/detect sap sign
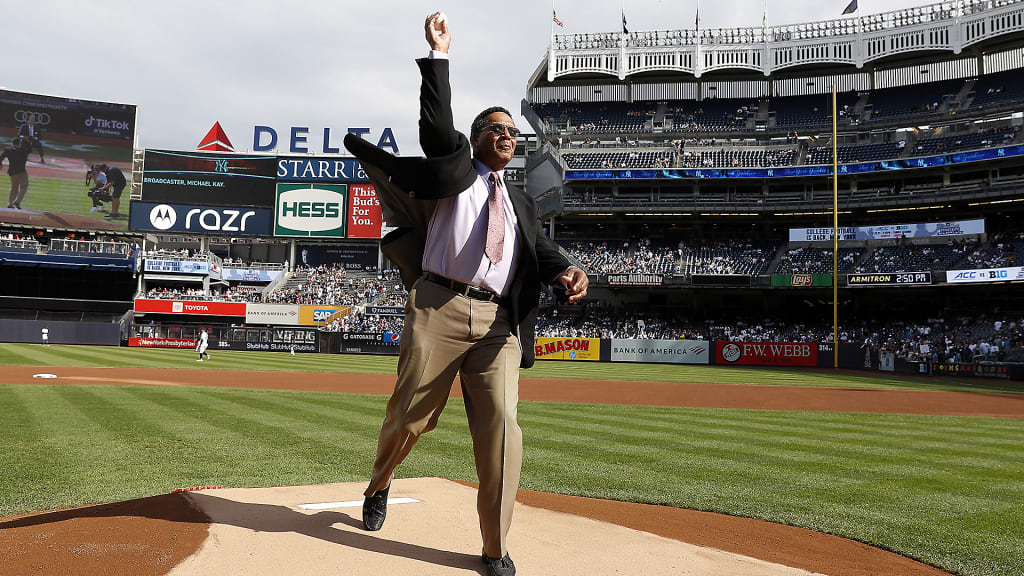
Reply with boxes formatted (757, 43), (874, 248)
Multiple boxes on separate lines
(274, 183), (347, 238)
(129, 201), (273, 236)
(253, 126), (398, 154)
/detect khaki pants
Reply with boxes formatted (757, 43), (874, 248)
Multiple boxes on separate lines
(8, 172), (28, 207)
(365, 277), (522, 558)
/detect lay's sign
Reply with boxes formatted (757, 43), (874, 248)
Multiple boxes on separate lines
(534, 337), (600, 361)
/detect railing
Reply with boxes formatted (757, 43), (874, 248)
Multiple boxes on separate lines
(50, 238), (133, 256)
(221, 261), (287, 271)
(546, 0), (1024, 79)
(0, 238), (38, 250)
(142, 251), (223, 268)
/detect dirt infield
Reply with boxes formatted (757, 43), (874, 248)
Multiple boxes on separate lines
(6, 365), (1024, 418)
(4, 363), (1007, 576)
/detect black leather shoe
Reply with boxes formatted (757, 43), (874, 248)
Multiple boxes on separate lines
(362, 484), (390, 531)
(481, 551), (516, 576)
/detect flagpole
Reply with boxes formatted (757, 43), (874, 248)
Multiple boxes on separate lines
(832, 84), (839, 369)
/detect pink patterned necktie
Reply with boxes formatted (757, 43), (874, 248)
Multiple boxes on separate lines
(485, 172), (505, 265)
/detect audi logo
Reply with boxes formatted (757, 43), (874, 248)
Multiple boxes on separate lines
(14, 110), (50, 125)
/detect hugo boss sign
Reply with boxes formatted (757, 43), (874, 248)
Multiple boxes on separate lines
(129, 201), (273, 236)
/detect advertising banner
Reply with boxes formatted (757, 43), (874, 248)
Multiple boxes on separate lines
(610, 339), (709, 364)
(606, 273), (663, 286)
(211, 340), (318, 353)
(0, 88), (135, 231)
(846, 272), (932, 286)
(563, 145), (1024, 180)
(144, 259), (211, 274)
(129, 337), (197, 348)
(880, 351), (895, 372)
(533, 337), (600, 361)
(347, 184), (384, 239)
(129, 201), (273, 236)
(946, 267), (1024, 284)
(364, 306), (405, 316)
(133, 299), (247, 317)
(298, 305), (350, 326)
(276, 157), (368, 182)
(716, 341), (818, 366)
(339, 332), (401, 355)
(771, 274), (832, 287)
(297, 243), (379, 271)
(246, 303), (301, 325)
(274, 183), (347, 238)
(789, 219), (984, 242)
(221, 268), (284, 283)
(141, 150), (278, 207)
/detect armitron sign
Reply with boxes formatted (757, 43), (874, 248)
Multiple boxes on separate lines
(274, 183), (347, 238)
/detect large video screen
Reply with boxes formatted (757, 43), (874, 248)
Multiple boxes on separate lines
(0, 88), (136, 230)
(141, 149), (278, 207)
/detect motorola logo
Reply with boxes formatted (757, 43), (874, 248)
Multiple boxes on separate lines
(149, 204), (177, 230)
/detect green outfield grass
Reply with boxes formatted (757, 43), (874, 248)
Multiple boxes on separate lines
(0, 174), (132, 228)
(1, 342), (1020, 393)
(0, 382), (1021, 576)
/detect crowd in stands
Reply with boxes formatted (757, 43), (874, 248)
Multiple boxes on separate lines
(534, 307), (1024, 363)
(776, 247), (861, 274)
(963, 232), (1024, 269)
(855, 240), (977, 273)
(263, 265), (388, 306)
(560, 238), (680, 275)
(679, 240), (775, 276)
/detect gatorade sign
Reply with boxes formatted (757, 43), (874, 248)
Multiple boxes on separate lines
(274, 183), (347, 237)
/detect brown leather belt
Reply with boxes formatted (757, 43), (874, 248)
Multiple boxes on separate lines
(423, 271), (509, 308)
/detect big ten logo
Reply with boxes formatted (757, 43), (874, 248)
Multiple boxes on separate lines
(791, 274), (813, 286)
(350, 185), (379, 227)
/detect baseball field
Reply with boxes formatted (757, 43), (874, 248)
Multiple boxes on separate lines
(1, 343), (1022, 576)
(0, 138), (132, 228)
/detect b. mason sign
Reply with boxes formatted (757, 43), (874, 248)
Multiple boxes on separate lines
(606, 273), (663, 286)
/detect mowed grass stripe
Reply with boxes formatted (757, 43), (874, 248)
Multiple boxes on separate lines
(4, 343), (1019, 393)
(1, 384), (1021, 576)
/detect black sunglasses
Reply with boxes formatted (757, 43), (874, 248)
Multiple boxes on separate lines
(482, 123), (520, 138)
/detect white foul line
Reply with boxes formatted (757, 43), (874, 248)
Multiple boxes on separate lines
(298, 497), (421, 511)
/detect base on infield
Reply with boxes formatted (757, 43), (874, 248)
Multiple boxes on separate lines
(170, 478), (820, 576)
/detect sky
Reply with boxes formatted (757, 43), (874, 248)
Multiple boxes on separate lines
(4, 0), (937, 155)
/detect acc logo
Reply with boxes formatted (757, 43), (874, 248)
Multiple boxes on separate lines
(721, 343), (742, 363)
(150, 204), (177, 230)
(791, 274), (813, 286)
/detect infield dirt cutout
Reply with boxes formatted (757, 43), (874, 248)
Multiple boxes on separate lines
(3, 364), (1008, 575)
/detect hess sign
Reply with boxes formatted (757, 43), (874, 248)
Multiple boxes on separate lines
(274, 183), (347, 238)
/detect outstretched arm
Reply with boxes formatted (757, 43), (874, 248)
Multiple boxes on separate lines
(418, 12), (459, 158)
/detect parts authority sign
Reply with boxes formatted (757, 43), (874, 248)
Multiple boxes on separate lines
(274, 183), (347, 238)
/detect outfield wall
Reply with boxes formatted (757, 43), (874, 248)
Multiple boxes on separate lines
(0, 320), (120, 346)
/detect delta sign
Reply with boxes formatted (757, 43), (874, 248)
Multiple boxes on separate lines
(274, 183), (347, 238)
(253, 126), (398, 154)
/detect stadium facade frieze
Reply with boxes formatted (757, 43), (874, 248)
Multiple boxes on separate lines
(563, 145), (1024, 182)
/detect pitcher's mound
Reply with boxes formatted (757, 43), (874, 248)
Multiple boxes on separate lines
(171, 477), (821, 576)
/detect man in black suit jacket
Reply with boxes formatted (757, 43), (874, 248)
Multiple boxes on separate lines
(344, 12), (587, 576)
(17, 117), (44, 164)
